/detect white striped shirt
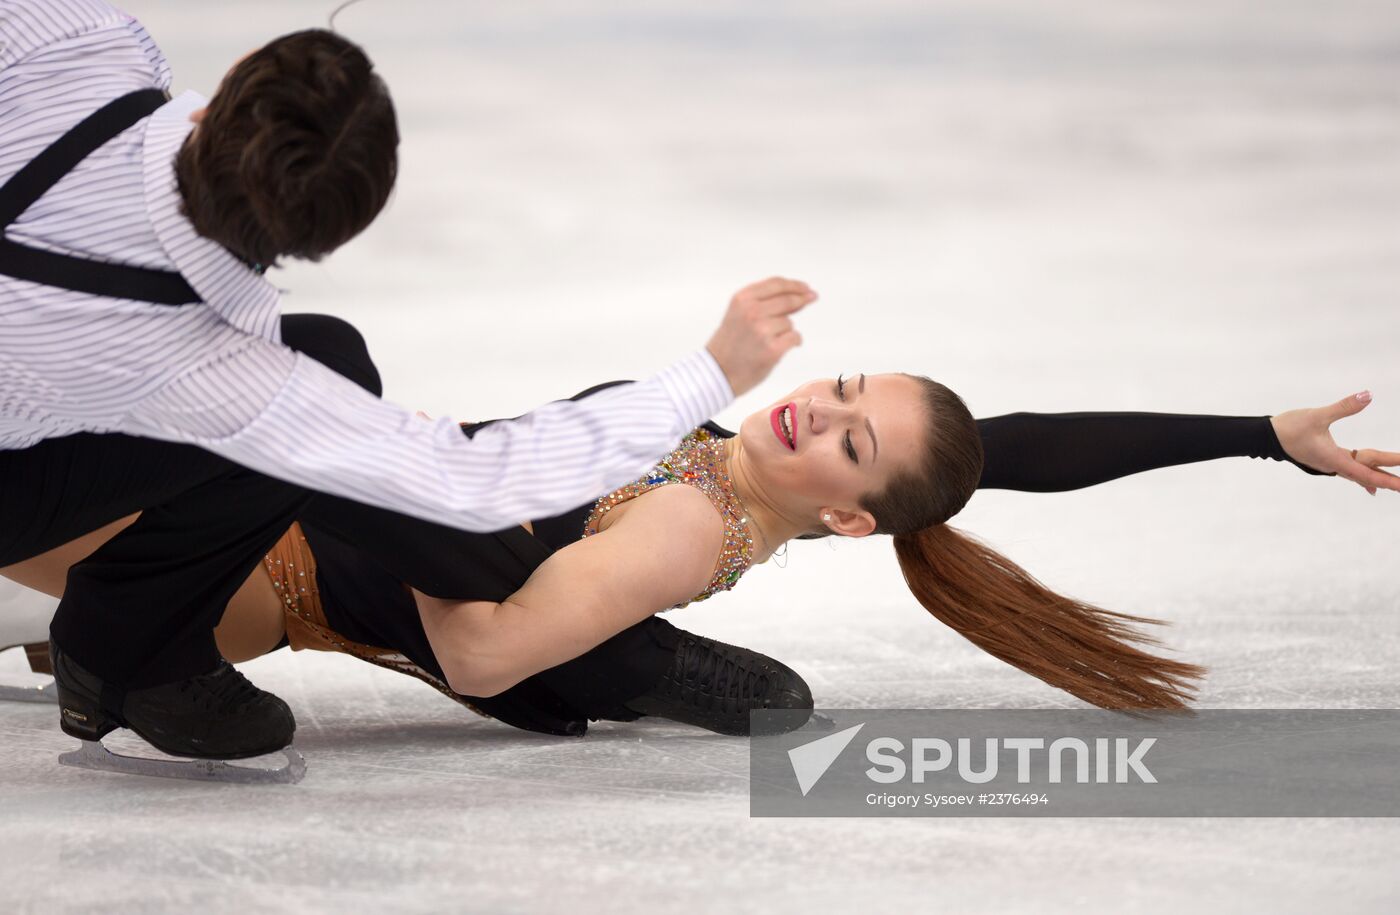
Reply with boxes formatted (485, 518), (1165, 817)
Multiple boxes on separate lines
(0, 0), (733, 532)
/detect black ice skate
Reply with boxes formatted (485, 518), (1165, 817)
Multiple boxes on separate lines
(623, 632), (816, 736)
(50, 641), (305, 785)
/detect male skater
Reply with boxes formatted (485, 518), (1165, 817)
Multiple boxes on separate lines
(0, 1), (812, 779)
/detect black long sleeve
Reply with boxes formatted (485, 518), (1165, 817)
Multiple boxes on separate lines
(975, 412), (1334, 492)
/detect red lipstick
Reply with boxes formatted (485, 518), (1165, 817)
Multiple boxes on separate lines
(770, 402), (797, 450)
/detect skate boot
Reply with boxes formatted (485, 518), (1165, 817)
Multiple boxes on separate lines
(622, 632), (816, 736)
(50, 640), (305, 784)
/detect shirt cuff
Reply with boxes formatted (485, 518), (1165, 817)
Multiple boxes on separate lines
(651, 349), (734, 432)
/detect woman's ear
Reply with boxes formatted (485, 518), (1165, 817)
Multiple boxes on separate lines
(819, 506), (876, 538)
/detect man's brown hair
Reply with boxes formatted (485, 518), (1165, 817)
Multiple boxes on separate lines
(175, 29), (398, 267)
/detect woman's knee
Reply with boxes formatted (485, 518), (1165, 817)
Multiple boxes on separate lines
(278, 313), (383, 397)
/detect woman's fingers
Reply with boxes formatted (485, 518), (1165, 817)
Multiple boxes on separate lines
(1324, 390), (1372, 424)
(1305, 391), (1396, 497)
(1356, 448), (1400, 467)
(1341, 449), (1400, 495)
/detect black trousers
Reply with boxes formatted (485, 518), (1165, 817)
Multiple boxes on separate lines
(0, 313), (381, 689)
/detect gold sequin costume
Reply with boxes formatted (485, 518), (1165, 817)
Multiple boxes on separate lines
(582, 427), (756, 610)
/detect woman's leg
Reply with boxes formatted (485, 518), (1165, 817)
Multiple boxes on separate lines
(1, 512), (288, 665)
(1, 514), (140, 597)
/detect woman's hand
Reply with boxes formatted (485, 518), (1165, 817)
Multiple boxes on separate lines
(1270, 391), (1400, 496)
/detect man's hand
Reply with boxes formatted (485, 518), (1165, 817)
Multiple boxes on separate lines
(1271, 391), (1400, 495)
(705, 277), (817, 396)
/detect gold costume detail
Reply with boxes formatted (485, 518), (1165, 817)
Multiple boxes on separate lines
(582, 428), (756, 610)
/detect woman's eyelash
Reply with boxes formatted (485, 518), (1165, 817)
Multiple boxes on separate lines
(836, 375), (858, 463)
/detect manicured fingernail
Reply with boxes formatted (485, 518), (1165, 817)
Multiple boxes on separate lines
(1357, 391), (1371, 402)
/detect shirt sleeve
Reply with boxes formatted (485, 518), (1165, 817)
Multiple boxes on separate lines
(0, 0), (157, 73)
(975, 410), (1335, 492)
(124, 333), (734, 533)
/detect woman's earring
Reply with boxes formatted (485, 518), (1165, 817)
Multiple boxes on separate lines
(822, 514), (839, 550)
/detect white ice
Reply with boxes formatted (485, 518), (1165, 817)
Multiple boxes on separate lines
(3, 1), (1399, 912)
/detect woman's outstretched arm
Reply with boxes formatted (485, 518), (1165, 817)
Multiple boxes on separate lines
(977, 391), (1399, 495)
(975, 411), (1330, 492)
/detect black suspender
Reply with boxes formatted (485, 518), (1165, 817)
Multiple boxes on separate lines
(0, 89), (200, 306)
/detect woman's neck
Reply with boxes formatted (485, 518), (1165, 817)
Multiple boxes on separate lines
(721, 436), (810, 563)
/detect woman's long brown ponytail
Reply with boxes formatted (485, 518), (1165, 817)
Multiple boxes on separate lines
(865, 375), (1205, 710)
(894, 523), (1203, 709)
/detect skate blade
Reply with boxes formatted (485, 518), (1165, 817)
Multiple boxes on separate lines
(0, 680), (58, 704)
(57, 739), (307, 785)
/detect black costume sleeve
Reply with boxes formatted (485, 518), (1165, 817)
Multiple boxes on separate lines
(974, 411), (1334, 492)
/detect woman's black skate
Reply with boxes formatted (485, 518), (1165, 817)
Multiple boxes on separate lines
(50, 641), (305, 784)
(623, 632), (815, 736)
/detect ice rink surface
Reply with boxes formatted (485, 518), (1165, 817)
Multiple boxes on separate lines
(2, 0), (1399, 911)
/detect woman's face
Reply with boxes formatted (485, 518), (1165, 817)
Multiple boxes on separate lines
(737, 372), (928, 536)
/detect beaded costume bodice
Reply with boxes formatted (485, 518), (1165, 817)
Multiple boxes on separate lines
(582, 428), (756, 611)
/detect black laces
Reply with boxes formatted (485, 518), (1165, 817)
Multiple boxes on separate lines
(673, 636), (771, 711)
(178, 663), (266, 714)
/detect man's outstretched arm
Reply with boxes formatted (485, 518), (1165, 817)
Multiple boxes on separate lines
(124, 279), (815, 533)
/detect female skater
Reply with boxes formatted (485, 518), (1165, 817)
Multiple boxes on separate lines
(6, 367), (1395, 728)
